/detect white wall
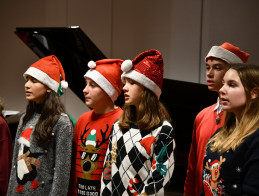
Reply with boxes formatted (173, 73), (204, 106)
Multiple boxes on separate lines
(0, 0), (259, 120)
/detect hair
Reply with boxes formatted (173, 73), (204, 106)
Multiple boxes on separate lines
(19, 91), (65, 146)
(208, 63), (259, 153)
(119, 87), (171, 131)
(206, 56), (229, 64)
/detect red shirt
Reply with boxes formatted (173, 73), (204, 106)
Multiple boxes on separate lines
(68, 107), (122, 196)
(184, 103), (224, 196)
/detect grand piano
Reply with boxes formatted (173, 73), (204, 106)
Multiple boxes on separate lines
(14, 26), (217, 194)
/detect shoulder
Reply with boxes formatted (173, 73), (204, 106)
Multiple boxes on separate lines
(197, 103), (217, 116)
(161, 120), (173, 129)
(112, 120), (120, 131)
(230, 128), (259, 160)
(244, 128), (259, 147)
(104, 107), (123, 120)
(115, 106), (123, 114)
(78, 110), (93, 120)
(155, 121), (175, 148)
(0, 116), (11, 138)
(196, 103), (217, 120)
(113, 118), (120, 125)
(0, 116), (8, 127)
(19, 112), (26, 122)
(59, 113), (72, 123)
(111, 107), (123, 120)
(159, 121), (175, 136)
(55, 113), (73, 133)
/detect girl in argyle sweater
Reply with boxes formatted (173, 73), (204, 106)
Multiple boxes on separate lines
(101, 50), (175, 196)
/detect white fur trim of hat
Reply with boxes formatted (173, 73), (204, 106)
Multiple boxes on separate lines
(24, 67), (60, 92)
(121, 66), (162, 99)
(205, 46), (243, 64)
(84, 70), (118, 102)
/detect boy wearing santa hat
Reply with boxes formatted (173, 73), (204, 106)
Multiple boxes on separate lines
(184, 42), (249, 196)
(68, 59), (124, 196)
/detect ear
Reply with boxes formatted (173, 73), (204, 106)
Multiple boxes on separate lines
(47, 89), (51, 93)
(251, 87), (259, 99)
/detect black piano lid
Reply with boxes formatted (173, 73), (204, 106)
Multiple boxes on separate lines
(15, 26), (106, 102)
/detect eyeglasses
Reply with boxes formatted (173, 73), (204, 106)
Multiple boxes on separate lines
(79, 151), (101, 162)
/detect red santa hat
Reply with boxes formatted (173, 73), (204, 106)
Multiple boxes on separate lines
(84, 59), (123, 102)
(18, 128), (33, 147)
(205, 42), (249, 64)
(140, 136), (156, 156)
(121, 49), (164, 99)
(208, 159), (220, 168)
(23, 55), (68, 93)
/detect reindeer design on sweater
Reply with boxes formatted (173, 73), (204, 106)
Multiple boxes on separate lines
(203, 156), (226, 195)
(79, 123), (109, 180)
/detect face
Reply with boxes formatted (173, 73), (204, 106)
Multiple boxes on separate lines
(211, 165), (220, 180)
(83, 78), (111, 110)
(123, 78), (144, 107)
(206, 58), (230, 92)
(219, 69), (247, 117)
(25, 75), (50, 104)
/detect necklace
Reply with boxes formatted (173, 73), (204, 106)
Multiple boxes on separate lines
(215, 111), (223, 124)
(215, 116), (220, 124)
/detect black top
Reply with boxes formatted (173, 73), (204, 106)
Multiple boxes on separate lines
(201, 128), (259, 195)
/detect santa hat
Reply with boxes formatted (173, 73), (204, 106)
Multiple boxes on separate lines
(140, 136), (156, 156)
(85, 129), (97, 146)
(84, 59), (123, 102)
(23, 55), (68, 94)
(208, 159), (220, 168)
(135, 136), (156, 159)
(205, 42), (249, 64)
(121, 49), (164, 99)
(18, 128), (33, 147)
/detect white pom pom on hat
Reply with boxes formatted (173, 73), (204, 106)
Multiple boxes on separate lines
(88, 60), (96, 69)
(121, 60), (133, 72)
(61, 80), (68, 89)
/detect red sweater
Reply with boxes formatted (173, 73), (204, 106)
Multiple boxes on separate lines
(184, 103), (224, 196)
(68, 107), (122, 196)
(0, 116), (13, 196)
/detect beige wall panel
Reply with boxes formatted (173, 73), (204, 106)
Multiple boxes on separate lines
(0, 1), (47, 112)
(112, 0), (202, 82)
(200, 0), (259, 84)
(67, 0), (112, 57)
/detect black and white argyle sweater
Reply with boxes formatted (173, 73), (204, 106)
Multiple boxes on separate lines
(101, 120), (175, 196)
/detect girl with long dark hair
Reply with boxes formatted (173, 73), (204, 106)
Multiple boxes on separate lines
(7, 55), (73, 195)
